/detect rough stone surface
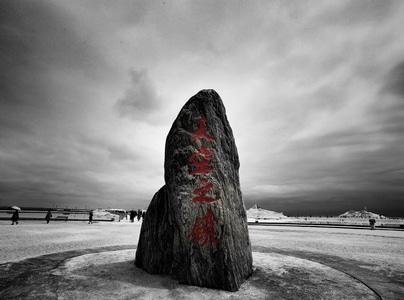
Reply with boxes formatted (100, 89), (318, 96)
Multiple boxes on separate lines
(135, 89), (253, 291)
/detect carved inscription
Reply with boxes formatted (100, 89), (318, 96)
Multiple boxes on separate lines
(188, 118), (220, 246)
(189, 208), (220, 246)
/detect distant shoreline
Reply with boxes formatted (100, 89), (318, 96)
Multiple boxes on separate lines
(248, 216), (404, 230)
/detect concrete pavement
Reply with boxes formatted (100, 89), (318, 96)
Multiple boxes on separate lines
(1, 245), (402, 299)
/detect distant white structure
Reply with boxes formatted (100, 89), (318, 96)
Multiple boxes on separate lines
(338, 210), (385, 219)
(93, 208), (127, 221)
(247, 204), (288, 221)
(102, 208), (127, 215)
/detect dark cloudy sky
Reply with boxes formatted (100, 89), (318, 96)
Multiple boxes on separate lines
(1, 0), (404, 216)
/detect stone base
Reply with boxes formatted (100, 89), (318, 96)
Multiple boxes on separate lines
(0, 248), (385, 299)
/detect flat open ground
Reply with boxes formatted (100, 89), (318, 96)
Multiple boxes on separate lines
(1, 220), (403, 299)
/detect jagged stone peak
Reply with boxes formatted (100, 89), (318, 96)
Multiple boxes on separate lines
(180, 90), (225, 116)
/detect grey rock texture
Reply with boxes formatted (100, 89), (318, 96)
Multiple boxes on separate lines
(135, 89), (253, 291)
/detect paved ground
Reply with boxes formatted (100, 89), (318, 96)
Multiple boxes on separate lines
(0, 221), (403, 299)
(1, 245), (402, 299)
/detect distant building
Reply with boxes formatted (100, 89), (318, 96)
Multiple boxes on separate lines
(338, 209), (385, 219)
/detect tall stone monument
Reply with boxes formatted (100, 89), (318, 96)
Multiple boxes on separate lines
(135, 89), (253, 291)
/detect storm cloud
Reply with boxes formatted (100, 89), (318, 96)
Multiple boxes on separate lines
(1, 0), (403, 216)
(115, 69), (162, 122)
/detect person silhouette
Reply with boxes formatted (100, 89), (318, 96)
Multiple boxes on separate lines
(88, 210), (93, 224)
(45, 210), (52, 224)
(11, 210), (19, 225)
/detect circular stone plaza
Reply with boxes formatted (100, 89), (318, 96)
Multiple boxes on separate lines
(0, 220), (403, 299)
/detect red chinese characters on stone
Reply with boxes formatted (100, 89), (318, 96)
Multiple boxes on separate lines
(188, 145), (214, 175)
(191, 118), (215, 142)
(192, 178), (218, 203)
(188, 117), (221, 246)
(189, 208), (220, 246)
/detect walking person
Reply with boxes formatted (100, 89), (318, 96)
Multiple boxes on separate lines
(45, 210), (52, 224)
(11, 210), (19, 225)
(130, 209), (136, 223)
(88, 210), (93, 224)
